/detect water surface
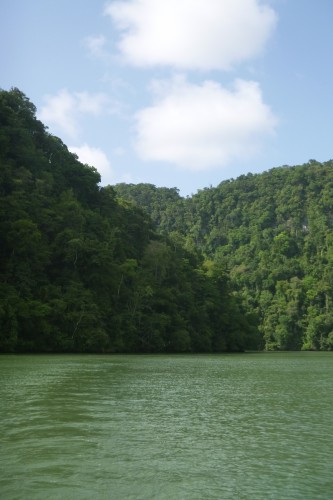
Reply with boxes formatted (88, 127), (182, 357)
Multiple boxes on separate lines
(1, 352), (332, 499)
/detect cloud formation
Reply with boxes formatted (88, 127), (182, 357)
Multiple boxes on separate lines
(39, 89), (78, 138)
(84, 34), (108, 59)
(135, 77), (278, 170)
(105, 0), (277, 70)
(39, 89), (111, 139)
(69, 144), (113, 184)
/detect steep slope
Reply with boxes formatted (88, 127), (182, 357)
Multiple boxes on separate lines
(0, 88), (257, 353)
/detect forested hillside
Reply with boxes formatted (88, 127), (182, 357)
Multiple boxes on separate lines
(0, 88), (258, 353)
(115, 160), (333, 351)
(3, 88), (332, 353)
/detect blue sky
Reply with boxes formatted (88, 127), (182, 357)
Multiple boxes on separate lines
(1, 0), (333, 196)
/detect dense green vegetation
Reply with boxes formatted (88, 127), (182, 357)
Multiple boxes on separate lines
(0, 88), (258, 353)
(2, 88), (332, 352)
(115, 159), (333, 351)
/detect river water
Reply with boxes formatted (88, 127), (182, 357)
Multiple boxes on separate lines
(1, 352), (332, 499)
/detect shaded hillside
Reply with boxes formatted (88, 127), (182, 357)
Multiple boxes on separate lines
(0, 88), (258, 353)
(114, 161), (333, 350)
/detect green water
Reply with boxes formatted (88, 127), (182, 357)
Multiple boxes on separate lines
(1, 353), (332, 499)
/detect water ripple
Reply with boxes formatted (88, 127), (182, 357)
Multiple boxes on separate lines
(1, 353), (333, 499)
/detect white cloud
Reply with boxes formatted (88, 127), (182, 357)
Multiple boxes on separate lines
(84, 34), (107, 58)
(75, 91), (110, 115)
(105, 0), (277, 70)
(69, 144), (113, 185)
(39, 89), (113, 139)
(39, 89), (78, 138)
(135, 77), (278, 170)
